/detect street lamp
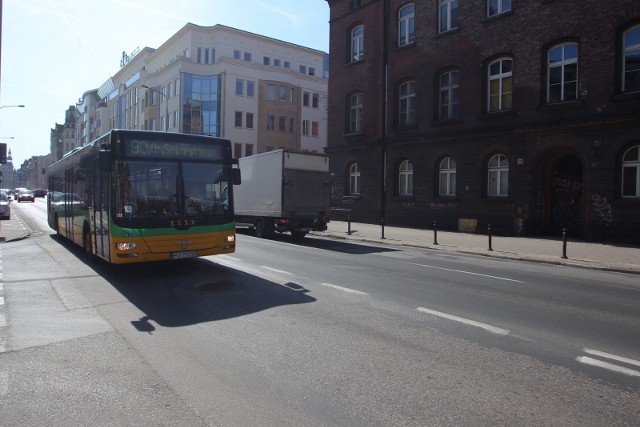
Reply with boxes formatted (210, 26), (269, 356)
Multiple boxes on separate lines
(141, 85), (168, 132)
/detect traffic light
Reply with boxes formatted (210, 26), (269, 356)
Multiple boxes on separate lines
(0, 143), (6, 164)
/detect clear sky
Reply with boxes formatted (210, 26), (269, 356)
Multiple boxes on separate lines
(0, 0), (330, 167)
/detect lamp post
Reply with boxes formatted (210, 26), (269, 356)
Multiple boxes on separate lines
(0, 105), (25, 109)
(141, 85), (168, 132)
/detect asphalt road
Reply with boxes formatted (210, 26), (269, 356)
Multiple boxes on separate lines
(2, 199), (639, 426)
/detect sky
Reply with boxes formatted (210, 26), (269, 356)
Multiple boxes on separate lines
(0, 0), (330, 167)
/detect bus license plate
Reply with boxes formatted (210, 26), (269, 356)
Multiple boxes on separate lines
(171, 250), (197, 260)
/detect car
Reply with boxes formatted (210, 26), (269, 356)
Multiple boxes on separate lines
(34, 189), (47, 197)
(17, 189), (35, 203)
(0, 191), (10, 220)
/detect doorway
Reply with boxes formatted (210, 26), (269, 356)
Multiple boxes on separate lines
(549, 154), (583, 236)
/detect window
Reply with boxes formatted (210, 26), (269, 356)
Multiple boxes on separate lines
(311, 121), (319, 137)
(197, 47), (202, 64)
(204, 48), (209, 64)
(398, 4), (415, 47)
(267, 84), (276, 101)
(302, 120), (310, 136)
(398, 160), (413, 196)
(234, 143), (242, 158)
(623, 25), (640, 93)
(548, 43), (578, 103)
(290, 88), (296, 103)
(303, 91), (310, 107)
(244, 52), (252, 62)
(349, 163), (361, 195)
(289, 118), (295, 133)
(488, 154), (509, 197)
(284, 61), (291, 69)
(264, 56), (271, 65)
(439, 0), (458, 33)
(246, 113), (254, 129)
(312, 93), (319, 108)
(351, 25), (364, 62)
(247, 81), (255, 97)
(399, 80), (416, 126)
(279, 116), (286, 132)
(233, 50), (241, 60)
(234, 111), (243, 127)
(622, 145), (640, 197)
(235, 79), (244, 96)
(488, 58), (513, 112)
(439, 70), (460, 120)
(246, 144), (254, 157)
(274, 59), (281, 67)
(439, 157), (456, 196)
(279, 86), (287, 102)
(309, 67), (316, 76)
(488, 0), (511, 17)
(300, 65), (307, 74)
(349, 92), (363, 133)
(266, 115), (275, 131)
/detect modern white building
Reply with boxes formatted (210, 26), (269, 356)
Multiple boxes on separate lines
(78, 23), (328, 157)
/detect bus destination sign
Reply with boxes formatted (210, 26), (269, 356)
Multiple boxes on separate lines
(125, 139), (219, 161)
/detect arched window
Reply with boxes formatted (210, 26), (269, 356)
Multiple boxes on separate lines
(439, 157), (456, 196)
(349, 92), (363, 133)
(351, 25), (364, 62)
(622, 145), (640, 197)
(398, 4), (415, 47)
(349, 163), (361, 196)
(488, 154), (509, 196)
(399, 80), (416, 127)
(623, 25), (640, 93)
(399, 160), (413, 196)
(488, 58), (513, 112)
(548, 42), (578, 103)
(439, 70), (460, 120)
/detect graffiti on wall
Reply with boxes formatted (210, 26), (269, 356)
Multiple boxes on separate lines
(591, 194), (613, 224)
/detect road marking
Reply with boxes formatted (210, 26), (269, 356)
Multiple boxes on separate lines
(261, 266), (292, 275)
(410, 263), (524, 283)
(219, 255), (242, 262)
(416, 307), (510, 335)
(0, 371), (7, 395)
(321, 283), (369, 295)
(0, 297), (4, 305)
(584, 348), (640, 368)
(577, 356), (640, 377)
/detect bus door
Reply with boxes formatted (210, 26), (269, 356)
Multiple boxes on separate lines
(94, 168), (111, 260)
(64, 168), (75, 240)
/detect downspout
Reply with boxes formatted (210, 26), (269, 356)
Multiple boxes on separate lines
(381, 0), (390, 233)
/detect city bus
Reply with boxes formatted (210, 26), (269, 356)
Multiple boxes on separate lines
(47, 130), (241, 264)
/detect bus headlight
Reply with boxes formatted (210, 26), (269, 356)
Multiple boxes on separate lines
(226, 235), (235, 242)
(117, 242), (137, 251)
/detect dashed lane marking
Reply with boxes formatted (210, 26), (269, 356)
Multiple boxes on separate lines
(417, 307), (511, 335)
(320, 283), (369, 296)
(577, 356), (640, 377)
(261, 266), (292, 275)
(409, 262), (524, 283)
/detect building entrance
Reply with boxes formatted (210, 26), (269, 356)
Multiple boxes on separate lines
(549, 154), (583, 236)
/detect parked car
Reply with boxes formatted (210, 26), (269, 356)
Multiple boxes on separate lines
(17, 189), (35, 202)
(34, 189), (47, 197)
(0, 191), (10, 219)
(1, 189), (14, 201)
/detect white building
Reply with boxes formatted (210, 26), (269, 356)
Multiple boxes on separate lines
(81, 23), (328, 156)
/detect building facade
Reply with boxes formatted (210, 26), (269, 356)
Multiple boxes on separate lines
(98, 23), (328, 157)
(325, 0), (640, 243)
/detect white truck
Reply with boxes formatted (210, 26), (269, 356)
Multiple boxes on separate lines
(234, 149), (330, 238)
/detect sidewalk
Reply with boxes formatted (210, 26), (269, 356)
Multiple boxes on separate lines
(0, 208), (30, 243)
(315, 220), (640, 275)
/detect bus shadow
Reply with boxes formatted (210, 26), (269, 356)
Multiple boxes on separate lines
(51, 235), (316, 329)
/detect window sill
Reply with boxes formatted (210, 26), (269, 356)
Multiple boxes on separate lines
(391, 195), (415, 202)
(611, 91), (640, 102)
(395, 42), (416, 52)
(484, 10), (513, 23)
(432, 117), (462, 127)
(345, 58), (365, 67)
(537, 99), (585, 111)
(478, 109), (517, 120)
(342, 195), (362, 201)
(435, 27), (460, 39)
(343, 132), (364, 138)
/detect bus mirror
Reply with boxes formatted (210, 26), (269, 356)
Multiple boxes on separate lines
(233, 168), (241, 185)
(99, 149), (111, 173)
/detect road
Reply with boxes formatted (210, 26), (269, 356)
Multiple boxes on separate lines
(1, 198), (639, 426)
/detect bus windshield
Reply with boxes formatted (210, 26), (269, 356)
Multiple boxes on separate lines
(114, 159), (231, 228)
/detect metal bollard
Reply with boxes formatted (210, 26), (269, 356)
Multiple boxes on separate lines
(381, 217), (386, 239)
(488, 224), (493, 251)
(347, 214), (352, 235)
(561, 228), (568, 259)
(433, 220), (438, 245)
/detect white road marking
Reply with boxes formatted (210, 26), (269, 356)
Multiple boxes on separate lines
(219, 255), (242, 262)
(583, 349), (640, 368)
(320, 283), (369, 295)
(416, 307), (510, 335)
(261, 266), (292, 275)
(0, 371), (7, 395)
(0, 297), (4, 305)
(410, 263), (524, 283)
(577, 356), (640, 377)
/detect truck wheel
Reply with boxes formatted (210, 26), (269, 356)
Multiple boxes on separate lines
(255, 218), (266, 238)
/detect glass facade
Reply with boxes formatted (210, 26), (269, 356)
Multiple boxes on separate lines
(182, 73), (221, 136)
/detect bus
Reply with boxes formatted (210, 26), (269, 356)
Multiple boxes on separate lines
(47, 130), (241, 264)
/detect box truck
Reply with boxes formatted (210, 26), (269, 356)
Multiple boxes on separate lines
(234, 150), (330, 238)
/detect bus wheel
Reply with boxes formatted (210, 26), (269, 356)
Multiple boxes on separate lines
(83, 226), (93, 255)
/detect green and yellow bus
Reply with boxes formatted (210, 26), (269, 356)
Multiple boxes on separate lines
(47, 130), (241, 263)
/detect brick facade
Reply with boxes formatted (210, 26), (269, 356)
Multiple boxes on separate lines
(325, 0), (640, 243)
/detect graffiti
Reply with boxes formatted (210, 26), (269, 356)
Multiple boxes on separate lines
(552, 177), (582, 194)
(592, 194), (613, 224)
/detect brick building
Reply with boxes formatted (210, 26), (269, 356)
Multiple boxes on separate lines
(325, 0), (640, 243)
